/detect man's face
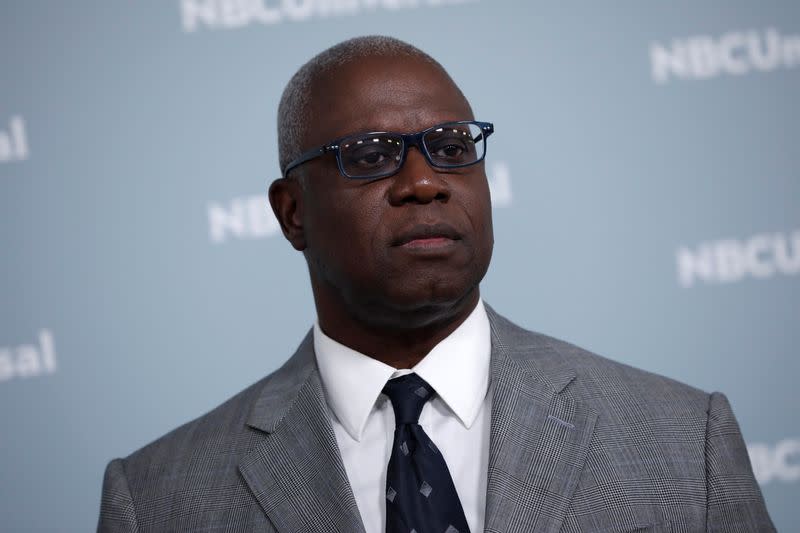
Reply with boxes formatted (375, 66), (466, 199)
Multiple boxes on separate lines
(294, 55), (494, 325)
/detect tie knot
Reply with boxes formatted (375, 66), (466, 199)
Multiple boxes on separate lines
(382, 373), (434, 426)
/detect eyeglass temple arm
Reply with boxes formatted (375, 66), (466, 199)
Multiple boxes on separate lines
(283, 145), (335, 177)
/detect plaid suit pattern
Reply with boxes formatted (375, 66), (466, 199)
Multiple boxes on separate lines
(99, 306), (774, 532)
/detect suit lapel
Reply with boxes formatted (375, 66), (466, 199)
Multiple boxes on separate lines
(239, 332), (365, 533)
(484, 308), (598, 533)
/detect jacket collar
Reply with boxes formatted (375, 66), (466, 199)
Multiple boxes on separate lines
(245, 330), (317, 434)
(240, 305), (596, 533)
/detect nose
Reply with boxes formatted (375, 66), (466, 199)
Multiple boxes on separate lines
(387, 148), (451, 206)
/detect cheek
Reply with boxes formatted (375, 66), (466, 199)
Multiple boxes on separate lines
(458, 179), (493, 238)
(305, 187), (387, 273)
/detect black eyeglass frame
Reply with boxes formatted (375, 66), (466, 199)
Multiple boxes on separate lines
(282, 120), (495, 180)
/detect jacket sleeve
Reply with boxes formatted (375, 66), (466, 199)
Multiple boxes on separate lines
(705, 392), (775, 532)
(97, 458), (140, 533)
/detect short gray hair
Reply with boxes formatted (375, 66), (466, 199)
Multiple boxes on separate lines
(277, 35), (446, 175)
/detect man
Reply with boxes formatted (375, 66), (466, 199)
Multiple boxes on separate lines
(98, 36), (774, 532)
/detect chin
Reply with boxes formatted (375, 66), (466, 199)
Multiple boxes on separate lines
(344, 278), (479, 331)
(384, 278), (477, 313)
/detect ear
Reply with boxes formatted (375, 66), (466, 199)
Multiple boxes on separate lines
(268, 177), (306, 251)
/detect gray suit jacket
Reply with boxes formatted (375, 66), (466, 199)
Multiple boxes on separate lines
(98, 307), (774, 532)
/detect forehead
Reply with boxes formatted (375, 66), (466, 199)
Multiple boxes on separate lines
(305, 55), (474, 144)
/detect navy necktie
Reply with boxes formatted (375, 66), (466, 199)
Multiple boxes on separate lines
(382, 373), (471, 533)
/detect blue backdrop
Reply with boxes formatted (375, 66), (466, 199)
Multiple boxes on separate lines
(1, 1), (798, 531)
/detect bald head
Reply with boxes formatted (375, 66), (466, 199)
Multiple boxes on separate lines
(277, 35), (465, 175)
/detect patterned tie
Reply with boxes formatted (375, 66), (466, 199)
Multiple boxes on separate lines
(382, 373), (471, 533)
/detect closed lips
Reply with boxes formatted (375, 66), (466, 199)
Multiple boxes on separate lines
(392, 223), (462, 246)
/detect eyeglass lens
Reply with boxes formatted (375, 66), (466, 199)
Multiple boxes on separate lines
(338, 122), (486, 178)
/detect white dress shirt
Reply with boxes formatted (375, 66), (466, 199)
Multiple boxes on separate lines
(314, 299), (492, 533)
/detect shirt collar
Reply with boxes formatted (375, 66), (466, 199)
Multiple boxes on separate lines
(313, 299), (491, 442)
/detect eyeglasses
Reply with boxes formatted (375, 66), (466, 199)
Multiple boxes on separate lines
(283, 120), (494, 180)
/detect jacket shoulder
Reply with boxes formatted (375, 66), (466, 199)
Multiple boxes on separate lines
(98, 375), (271, 530)
(122, 331), (315, 472)
(490, 310), (711, 415)
(116, 349), (305, 500)
(126, 375), (266, 467)
(99, 332), (317, 530)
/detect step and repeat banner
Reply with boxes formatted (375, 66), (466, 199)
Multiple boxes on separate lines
(1, 1), (798, 531)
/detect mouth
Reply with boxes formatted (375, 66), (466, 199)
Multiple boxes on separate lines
(392, 223), (462, 249)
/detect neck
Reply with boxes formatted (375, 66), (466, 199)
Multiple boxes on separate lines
(314, 286), (480, 369)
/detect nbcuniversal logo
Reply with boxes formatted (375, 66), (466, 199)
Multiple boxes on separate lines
(0, 330), (57, 383)
(0, 115), (29, 163)
(748, 438), (800, 486)
(181, 0), (479, 32)
(676, 229), (800, 287)
(208, 161), (512, 244)
(651, 27), (800, 83)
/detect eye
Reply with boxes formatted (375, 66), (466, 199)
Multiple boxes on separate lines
(432, 143), (466, 158)
(357, 150), (388, 166)
(341, 137), (400, 171)
(428, 135), (474, 163)
(347, 146), (393, 168)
